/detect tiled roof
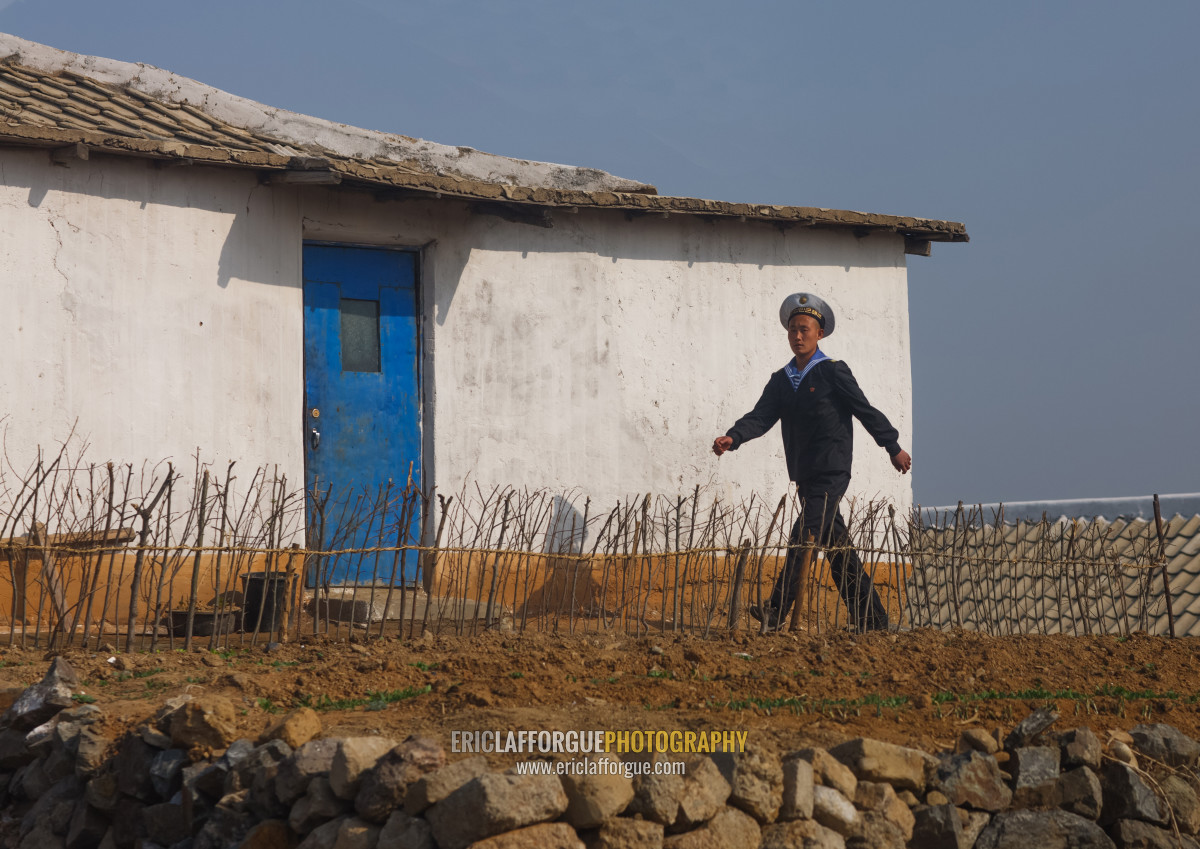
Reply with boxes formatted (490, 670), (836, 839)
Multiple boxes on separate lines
(909, 513), (1200, 636)
(0, 35), (968, 244)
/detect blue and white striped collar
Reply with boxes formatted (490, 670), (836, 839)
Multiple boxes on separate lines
(784, 349), (830, 390)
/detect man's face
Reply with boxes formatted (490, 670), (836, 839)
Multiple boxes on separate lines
(787, 314), (824, 360)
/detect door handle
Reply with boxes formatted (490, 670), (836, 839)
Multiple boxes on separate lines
(310, 428), (321, 450)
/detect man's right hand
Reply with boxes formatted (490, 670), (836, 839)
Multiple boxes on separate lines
(712, 436), (733, 456)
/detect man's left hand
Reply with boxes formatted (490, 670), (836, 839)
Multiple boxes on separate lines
(891, 450), (912, 474)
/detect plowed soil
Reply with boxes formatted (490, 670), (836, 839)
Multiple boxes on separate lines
(3, 629), (1200, 761)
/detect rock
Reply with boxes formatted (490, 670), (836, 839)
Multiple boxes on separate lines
(676, 757), (729, 829)
(85, 772), (120, 812)
(897, 790), (919, 807)
(404, 755), (489, 815)
(289, 776), (348, 834)
(583, 818), (664, 849)
(911, 804), (964, 849)
(258, 708), (322, 750)
(812, 786), (859, 837)
(761, 818), (846, 849)
(845, 810), (905, 849)
(115, 732), (159, 800)
(355, 735), (445, 823)
(959, 728), (1000, 756)
(1004, 707), (1060, 750)
(107, 797), (146, 849)
(184, 760), (228, 809)
(143, 801), (191, 846)
(3, 656), (79, 731)
(378, 809), (435, 849)
(561, 753), (635, 829)
(629, 758), (685, 826)
(673, 757), (731, 830)
(1109, 818), (1180, 849)
(937, 751), (1013, 812)
(962, 810), (991, 846)
(150, 748), (188, 799)
(19, 775), (80, 838)
(238, 818), (294, 849)
(1056, 766), (1102, 820)
(854, 782), (914, 841)
(472, 822), (584, 849)
(780, 757), (814, 822)
(662, 806), (760, 849)
(297, 815), (379, 849)
(14, 758), (50, 800)
(425, 772), (568, 849)
(140, 724), (174, 749)
(790, 749), (857, 799)
(168, 695), (239, 749)
(65, 799), (109, 849)
(17, 820), (64, 849)
(0, 727), (35, 769)
(1011, 746), (1061, 807)
(243, 739), (296, 818)
(1058, 728), (1101, 771)
(1162, 774), (1200, 834)
(977, 809), (1115, 848)
(329, 737), (396, 800)
(828, 738), (927, 794)
(277, 738), (341, 805)
(1130, 724), (1200, 768)
(1101, 762), (1167, 826)
(193, 797), (256, 849)
(74, 727), (110, 777)
(1109, 740), (1138, 768)
(711, 742), (782, 824)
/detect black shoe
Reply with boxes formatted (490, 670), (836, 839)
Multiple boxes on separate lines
(749, 603), (784, 632)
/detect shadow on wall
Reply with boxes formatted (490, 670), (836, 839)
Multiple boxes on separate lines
(421, 202), (904, 329)
(15, 150), (290, 291)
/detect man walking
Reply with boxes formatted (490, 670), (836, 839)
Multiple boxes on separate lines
(712, 293), (912, 632)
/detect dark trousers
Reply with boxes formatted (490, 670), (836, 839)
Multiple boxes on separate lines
(768, 475), (889, 631)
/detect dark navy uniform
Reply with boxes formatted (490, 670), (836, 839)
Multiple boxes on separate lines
(725, 355), (897, 631)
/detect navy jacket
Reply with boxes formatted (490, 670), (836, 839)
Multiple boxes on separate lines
(725, 359), (901, 484)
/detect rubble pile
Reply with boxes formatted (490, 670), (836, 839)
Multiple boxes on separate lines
(2, 659), (1200, 848)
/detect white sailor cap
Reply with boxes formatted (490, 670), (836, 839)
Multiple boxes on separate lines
(779, 292), (835, 337)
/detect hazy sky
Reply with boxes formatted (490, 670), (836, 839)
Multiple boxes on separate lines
(4, 1), (1198, 505)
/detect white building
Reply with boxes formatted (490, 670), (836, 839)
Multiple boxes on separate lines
(0, 34), (967, 540)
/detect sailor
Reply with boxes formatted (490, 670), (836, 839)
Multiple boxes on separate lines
(712, 293), (912, 632)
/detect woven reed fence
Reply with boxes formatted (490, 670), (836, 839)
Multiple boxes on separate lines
(0, 443), (1183, 650)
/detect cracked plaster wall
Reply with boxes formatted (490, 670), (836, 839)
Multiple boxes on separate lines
(303, 191), (915, 514)
(0, 148), (303, 480)
(1, 148), (912, 518)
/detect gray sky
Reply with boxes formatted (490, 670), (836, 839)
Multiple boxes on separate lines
(4, 1), (1198, 506)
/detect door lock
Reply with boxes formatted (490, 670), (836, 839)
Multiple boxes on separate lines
(310, 427), (321, 450)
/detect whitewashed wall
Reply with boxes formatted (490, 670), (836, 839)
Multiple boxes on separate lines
(304, 191), (914, 515)
(0, 149), (303, 482)
(0, 149), (912, 522)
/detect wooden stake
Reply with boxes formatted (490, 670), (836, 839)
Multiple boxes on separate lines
(1153, 494), (1176, 638)
(788, 531), (816, 633)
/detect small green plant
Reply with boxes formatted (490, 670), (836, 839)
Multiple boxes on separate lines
(647, 669), (674, 680)
(411, 661), (439, 672)
(71, 693), (96, 704)
(132, 667), (163, 679)
(257, 697), (282, 714)
(509, 671), (524, 679)
(295, 685), (432, 712)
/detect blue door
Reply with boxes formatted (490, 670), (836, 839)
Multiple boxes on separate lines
(303, 244), (420, 585)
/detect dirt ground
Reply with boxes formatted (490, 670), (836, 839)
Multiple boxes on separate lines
(3, 628), (1200, 763)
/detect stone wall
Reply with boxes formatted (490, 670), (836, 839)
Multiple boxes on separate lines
(1, 659), (1197, 848)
